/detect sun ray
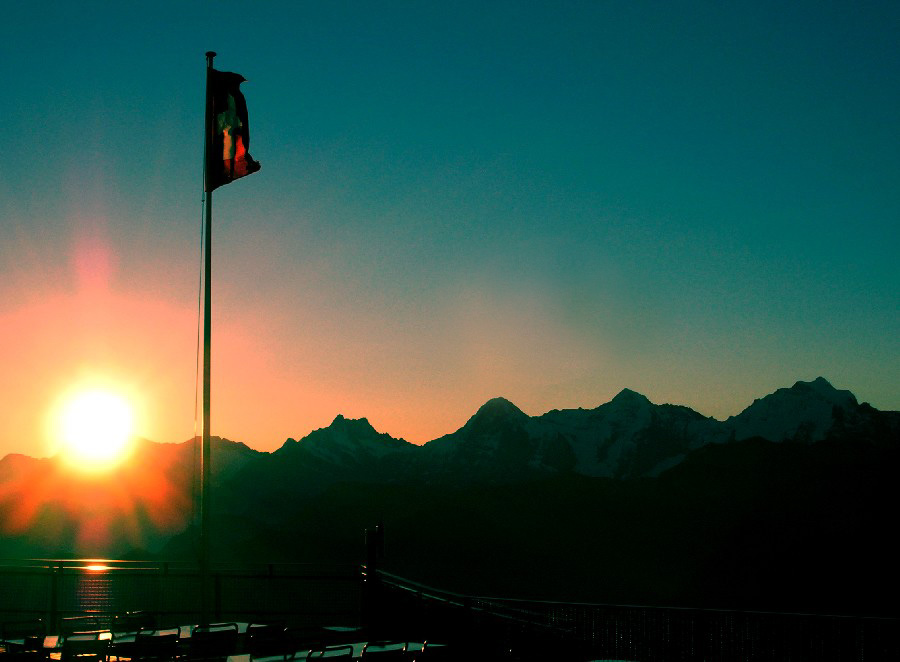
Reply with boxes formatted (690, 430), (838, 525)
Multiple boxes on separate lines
(55, 388), (135, 471)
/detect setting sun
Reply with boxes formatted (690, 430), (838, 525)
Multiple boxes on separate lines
(57, 389), (135, 470)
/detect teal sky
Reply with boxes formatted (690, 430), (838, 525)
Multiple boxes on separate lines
(1, 1), (898, 455)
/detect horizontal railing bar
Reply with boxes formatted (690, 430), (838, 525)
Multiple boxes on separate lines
(374, 568), (899, 622)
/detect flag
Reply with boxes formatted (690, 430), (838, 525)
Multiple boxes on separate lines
(206, 68), (261, 191)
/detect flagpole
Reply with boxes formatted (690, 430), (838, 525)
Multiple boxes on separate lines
(200, 49), (216, 629)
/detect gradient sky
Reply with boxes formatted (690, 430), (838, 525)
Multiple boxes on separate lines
(2, 1), (898, 459)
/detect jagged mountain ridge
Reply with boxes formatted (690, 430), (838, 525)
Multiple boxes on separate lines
(278, 414), (416, 466)
(1, 378), (892, 506)
(0, 378), (895, 508)
(726, 376), (860, 442)
(0, 376), (897, 590)
(247, 377), (897, 484)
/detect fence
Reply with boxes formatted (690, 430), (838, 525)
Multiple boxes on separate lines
(0, 559), (361, 632)
(372, 569), (900, 661)
(3, 560), (898, 660)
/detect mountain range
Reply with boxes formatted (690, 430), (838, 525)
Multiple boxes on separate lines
(0, 377), (897, 614)
(222, 376), (896, 491)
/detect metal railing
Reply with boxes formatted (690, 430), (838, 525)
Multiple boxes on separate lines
(372, 569), (900, 661)
(4, 559), (898, 660)
(0, 559), (361, 632)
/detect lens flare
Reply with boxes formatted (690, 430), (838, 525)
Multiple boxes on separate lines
(57, 389), (134, 470)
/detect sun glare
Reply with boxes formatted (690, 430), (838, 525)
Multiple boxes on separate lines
(57, 389), (135, 470)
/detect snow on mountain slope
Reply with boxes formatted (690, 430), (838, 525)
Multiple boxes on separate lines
(421, 390), (727, 479)
(281, 414), (414, 466)
(417, 379), (872, 480)
(725, 377), (858, 442)
(424, 397), (529, 455)
(531, 389), (727, 478)
(419, 397), (543, 480)
(261, 377), (887, 485)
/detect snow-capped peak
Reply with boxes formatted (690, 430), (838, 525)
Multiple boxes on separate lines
(727, 377), (857, 442)
(291, 414), (411, 464)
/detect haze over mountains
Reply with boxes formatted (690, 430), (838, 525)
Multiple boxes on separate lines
(1, 377), (897, 614)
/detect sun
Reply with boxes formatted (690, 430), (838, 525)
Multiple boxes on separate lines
(57, 389), (135, 470)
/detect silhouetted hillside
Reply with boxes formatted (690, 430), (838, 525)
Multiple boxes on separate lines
(1, 378), (897, 615)
(156, 435), (899, 615)
(0, 436), (259, 558)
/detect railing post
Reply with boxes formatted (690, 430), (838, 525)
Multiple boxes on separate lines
(155, 562), (168, 628)
(48, 563), (61, 634)
(46, 563), (55, 633)
(214, 573), (222, 622)
(462, 596), (475, 651)
(362, 526), (385, 636)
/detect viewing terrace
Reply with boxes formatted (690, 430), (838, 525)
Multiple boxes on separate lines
(0, 557), (897, 660)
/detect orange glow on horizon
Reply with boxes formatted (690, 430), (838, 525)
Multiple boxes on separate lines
(0, 437), (193, 554)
